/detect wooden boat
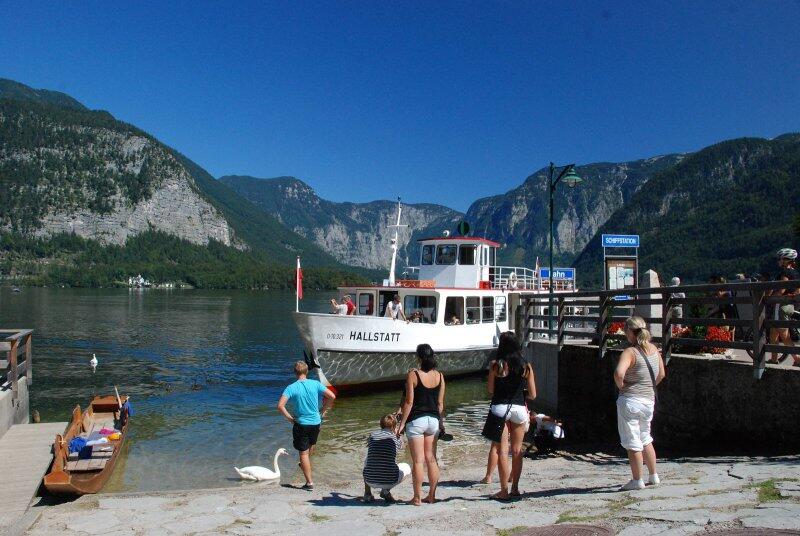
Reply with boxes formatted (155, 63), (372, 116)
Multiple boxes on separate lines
(43, 394), (130, 495)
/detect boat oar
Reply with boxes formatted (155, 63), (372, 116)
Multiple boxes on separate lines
(114, 386), (123, 409)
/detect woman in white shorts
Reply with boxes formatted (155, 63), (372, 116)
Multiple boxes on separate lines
(614, 316), (666, 491)
(397, 344), (445, 506)
(486, 332), (537, 500)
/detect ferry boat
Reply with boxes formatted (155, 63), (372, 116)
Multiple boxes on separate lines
(292, 202), (574, 392)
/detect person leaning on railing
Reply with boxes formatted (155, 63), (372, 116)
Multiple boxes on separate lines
(768, 249), (800, 366)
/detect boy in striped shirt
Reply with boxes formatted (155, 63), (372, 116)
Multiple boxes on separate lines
(363, 414), (411, 503)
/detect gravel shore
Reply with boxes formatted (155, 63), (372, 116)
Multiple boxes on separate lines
(23, 445), (800, 535)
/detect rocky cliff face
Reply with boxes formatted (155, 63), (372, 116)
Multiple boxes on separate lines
(466, 156), (683, 267)
(220, 175), (464, 270)
(0, 98), (236, 248)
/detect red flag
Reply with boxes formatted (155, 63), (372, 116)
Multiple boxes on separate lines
(296, 257), (303, 301)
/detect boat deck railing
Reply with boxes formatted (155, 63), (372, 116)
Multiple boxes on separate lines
(518, 279), (800, 379)
(0, 329), (34, 403)
(490, 266), (538, 290)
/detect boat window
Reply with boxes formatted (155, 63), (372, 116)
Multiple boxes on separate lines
(444, 297), (464, 325)
(482, 247), (488, 266)
(466, 296), (480, 324)
(421, 245), (434, 265)
(458, 244), (476, 265)
(482, 296), (494, 323)
(489, 247), (497, 267)
(495, 296), (507, 322)
(358, 293), (375, 315)
(404, 295), (437, 323)
(435, 245), (457, 265)
(378, 291), (397, 317)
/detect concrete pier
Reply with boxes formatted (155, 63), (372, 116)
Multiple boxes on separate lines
(0, 422), (67, 532)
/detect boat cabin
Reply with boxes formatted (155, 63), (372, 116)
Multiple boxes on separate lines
(417, 237), (500, 288)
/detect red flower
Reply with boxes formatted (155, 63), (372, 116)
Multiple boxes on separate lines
(608, 322), (625, 335)
(704, 326), (732, 354)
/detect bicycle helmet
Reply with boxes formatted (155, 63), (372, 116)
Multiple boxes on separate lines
(777, 248), (798, 260)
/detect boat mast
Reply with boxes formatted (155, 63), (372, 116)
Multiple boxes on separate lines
(387, 197), (407, 286)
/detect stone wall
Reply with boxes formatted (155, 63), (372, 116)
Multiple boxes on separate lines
(527, 342), (800, 451)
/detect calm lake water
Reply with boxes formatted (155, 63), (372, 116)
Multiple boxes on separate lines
(0, 287), (491, 492)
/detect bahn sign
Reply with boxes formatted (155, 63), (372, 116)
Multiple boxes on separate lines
(601, 234), (640, 248)
(539, 267), (575, 280)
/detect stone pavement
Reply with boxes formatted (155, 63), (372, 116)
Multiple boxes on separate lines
(24, 450), (800, 535)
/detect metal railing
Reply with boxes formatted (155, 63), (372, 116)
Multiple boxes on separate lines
(518, 280), (800, 379)
(0, 329), (34, 402)
(490, 266), (538, 289)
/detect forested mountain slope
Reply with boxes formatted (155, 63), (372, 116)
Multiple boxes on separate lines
(465, 156), (682, 267)
(0, 79), (363, 287)
(574, 134), (800, 287)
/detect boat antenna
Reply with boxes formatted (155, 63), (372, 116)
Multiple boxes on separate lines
(388, 197), (407, 286)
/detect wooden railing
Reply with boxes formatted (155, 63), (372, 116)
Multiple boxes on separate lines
(0, 329), (34, 402)
(518, 280), (800, 379)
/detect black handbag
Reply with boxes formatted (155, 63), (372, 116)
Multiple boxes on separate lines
(481, 374), (524, 443)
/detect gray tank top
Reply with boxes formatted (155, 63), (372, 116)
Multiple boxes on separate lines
(619, 346), (660, 402)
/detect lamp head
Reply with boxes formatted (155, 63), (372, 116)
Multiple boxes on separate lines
(563, 168), (583, 188)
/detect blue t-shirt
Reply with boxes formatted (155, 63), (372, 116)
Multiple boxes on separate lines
(282, 379), (327, 425)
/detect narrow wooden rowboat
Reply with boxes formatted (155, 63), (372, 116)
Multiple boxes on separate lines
(43, 394), (130, 495)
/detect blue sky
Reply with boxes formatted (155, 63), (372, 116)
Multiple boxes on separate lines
(1, 1), (799, 211)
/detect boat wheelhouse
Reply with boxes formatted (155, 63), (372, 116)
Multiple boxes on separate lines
(292, 203), (574, 391)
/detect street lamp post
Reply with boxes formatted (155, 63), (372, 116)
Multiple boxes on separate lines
(547, 162), (583, 340)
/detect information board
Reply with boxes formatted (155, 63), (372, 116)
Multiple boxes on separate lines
(605, 257), (637, 292)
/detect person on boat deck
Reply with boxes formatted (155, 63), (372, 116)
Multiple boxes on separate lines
(362, 413), (411, 504)
(385, 294), (407, 321)
(446, 314), (461, 325)
(410, 310), (423, 323)
(344, 295), (356, 315)
(277, 361), (336, 490)
(330, 297), (348, 315)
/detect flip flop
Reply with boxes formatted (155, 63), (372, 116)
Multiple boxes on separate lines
(301, 483), (314, 491)
(490, 492), (511, 502)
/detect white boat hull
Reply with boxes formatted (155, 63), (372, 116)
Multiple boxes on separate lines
(293, 311), (506, 389)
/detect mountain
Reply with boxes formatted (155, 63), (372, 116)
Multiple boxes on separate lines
(219, 175), (464, 270)
(0, 79), (363, 287)
(0, 78), (87, 111)
(574, 134), (800, 288)
(465, 156), (683, 268)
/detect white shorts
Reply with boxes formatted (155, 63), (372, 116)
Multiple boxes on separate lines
(365, 463), (411, 492)
(490, 404), (531, 431)
(405, 416), (440, 439)
(617, 396), (655, 452)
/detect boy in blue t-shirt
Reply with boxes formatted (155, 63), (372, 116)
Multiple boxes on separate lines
(277, 361), (336, 490)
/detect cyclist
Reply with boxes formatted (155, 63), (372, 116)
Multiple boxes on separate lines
(768, 248), (799, 366)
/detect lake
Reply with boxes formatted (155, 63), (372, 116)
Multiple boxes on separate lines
(0, 287), (492, 492)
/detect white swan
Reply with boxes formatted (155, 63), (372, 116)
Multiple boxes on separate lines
(234, 448), (288, 481)
(90, 354), (98, 373)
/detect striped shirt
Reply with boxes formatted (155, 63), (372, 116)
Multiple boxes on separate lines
(362, 429), (402, 486)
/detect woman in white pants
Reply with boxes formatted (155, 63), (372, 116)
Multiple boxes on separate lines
(486, 332), (537, 500)
(614, 316), (666, 491)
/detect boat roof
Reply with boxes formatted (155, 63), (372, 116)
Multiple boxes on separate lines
(417, 236), (501, 247)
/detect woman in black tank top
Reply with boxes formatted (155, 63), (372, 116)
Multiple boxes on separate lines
(483, 332), (537, 500)
(397, 344), (446, 506)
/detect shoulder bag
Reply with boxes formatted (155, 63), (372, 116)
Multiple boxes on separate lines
(481, 373), (524, 443)
(637, 347), (659, 404)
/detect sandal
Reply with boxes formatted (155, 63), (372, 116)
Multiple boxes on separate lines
(301, 483), (314, 491)
(490, 492), (511, 502)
